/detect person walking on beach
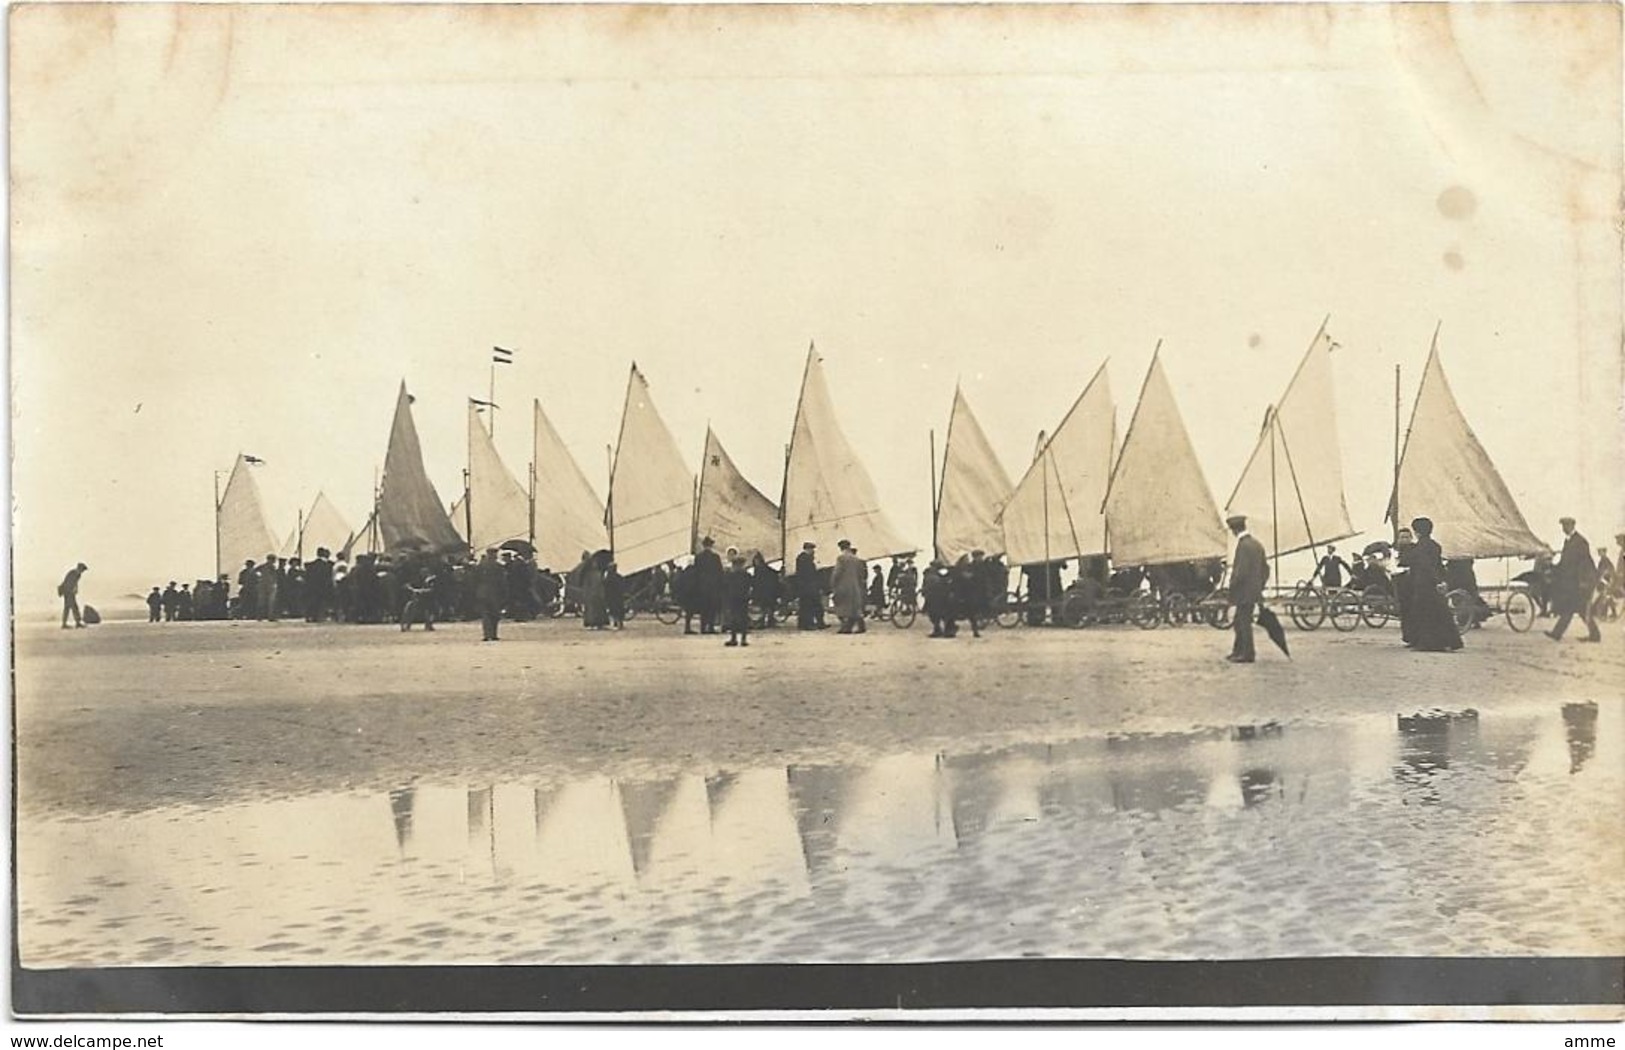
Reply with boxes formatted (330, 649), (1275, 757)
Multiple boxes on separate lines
(473, 547), (505, 641)
(723, 555), (752, 647)
(146, 586), (163, 623)
(58, 563), (88, 629)
(1400, 517), (1464, 652)
(1226, 515), (1267, 663)
(795, 542), (824, 630)
(832, 540), (867, 634)
(1547, 516), (1601, 643)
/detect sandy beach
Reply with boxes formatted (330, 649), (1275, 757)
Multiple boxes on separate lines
(13, 616), (1624, 967)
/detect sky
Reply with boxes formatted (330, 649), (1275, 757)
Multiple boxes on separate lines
(10, 3), (1622, 605)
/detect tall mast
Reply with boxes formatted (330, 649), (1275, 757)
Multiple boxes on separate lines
(213, 468), (223, 580)
(929, 428), (939, 560)
(1392, 363), (1402, 544)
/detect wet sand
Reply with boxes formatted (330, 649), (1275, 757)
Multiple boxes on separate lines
(13, 617), (1625, 967)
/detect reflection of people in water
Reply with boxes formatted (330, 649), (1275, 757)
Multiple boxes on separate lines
(1562, 702), (1599, 775)
(1238, 768), (1281, 808)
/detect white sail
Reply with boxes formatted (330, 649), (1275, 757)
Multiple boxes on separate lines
(695, 427), (782, 562)
(449, 496), (468, 542)
(782, 347), (913, 559)
(378, 381), (464, 555)
(467, 403), (532, 553)
(607, 365), (695, 574)
(935, 388), (1015, 562)
(281, 491), (355, 560)
(216, 454), (279, 578)
(1104, 352), (1230, 566)
(998, 364), (1115, 565)
(1394, 337), (1547, 558)
(1225, 324), (1357, 557)
(532, 398), (609, 572)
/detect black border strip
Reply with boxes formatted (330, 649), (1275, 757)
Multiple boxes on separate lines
(13, 958), (1624, 1016)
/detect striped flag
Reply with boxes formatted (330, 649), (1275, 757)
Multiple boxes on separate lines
(492, 346), (515, 365)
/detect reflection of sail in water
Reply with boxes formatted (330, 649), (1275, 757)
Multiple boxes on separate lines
(704, 767), (810, 895)
(1034, 738), (1116, 818)
(532, 777), (636, 888)
(533, 786), (559, 838)
(1394, 711), (1480, 804)
(1563, 702), (1599, 775)
(1104, 734), (1213, 813)
(388, 787), (416, 853)
(942, 750), (1002, 847)
(786, 765), (854, 877)
(617, 777), (682, 879)
(836, 753), (955, 864)
(623, 775), (712, 888)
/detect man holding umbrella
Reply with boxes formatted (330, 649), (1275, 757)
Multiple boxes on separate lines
(1225, 514), (1269, 663)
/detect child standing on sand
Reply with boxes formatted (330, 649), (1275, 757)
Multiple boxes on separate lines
(724, 555), (752, 648)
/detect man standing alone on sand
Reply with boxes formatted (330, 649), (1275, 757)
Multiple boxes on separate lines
(1547, 516), (1601, 643)
(795, 542), (823, 630)
(58, 563), (88, 629)
(1226, 515), (1268, 663)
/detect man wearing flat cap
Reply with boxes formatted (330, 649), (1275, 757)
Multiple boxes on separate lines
(1225, 514), (1268, 663)
(1548, 517), (1600, 642)
(795, 541), (825, 630)
(694, 536), (724, 634)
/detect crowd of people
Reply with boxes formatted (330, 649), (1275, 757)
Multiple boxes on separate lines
(102, 516), (1620, 657)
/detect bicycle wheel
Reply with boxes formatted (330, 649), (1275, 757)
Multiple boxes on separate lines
(1360, 586), (1391, 629)
(1165, 592), (1191, 627)
(622, 605), (640, 622)
(1061, 593), (1096, 628)
(1446, 589), (1474, 632)
(1205, 598), (1233, 630)
(889, 598), (917, 629)
(995, 592), (1022, 629)
(655, 602), (681, 626)
(1131, 594), (1162, 630)
(1504, 590), (1535, 633)
(1328, 591), (1361, 632)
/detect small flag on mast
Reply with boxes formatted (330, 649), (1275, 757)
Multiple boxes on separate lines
(243, 455), (266, 465)
(492, 346), (515, 365)
(470, 397), (499, 410)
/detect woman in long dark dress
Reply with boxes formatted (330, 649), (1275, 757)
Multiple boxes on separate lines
(1399, 517), (1463, 652)
(582, 550), (611, 629)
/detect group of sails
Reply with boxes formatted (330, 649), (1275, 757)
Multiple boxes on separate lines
(215, 325), (1548, 585)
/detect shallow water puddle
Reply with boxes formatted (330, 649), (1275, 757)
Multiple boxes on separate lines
(18, 702), (1622, 965)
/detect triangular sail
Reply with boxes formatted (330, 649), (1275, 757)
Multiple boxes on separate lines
(998, 364), (1115, 565)
(782, 348), (913, 559)
(1394, 339), (1546, 558)
(216, 454), (279, 578)
(1225, 324), (1357, 557)
(531, 399), (609, 572)
(608, 365), (695, 574)
(449, 496), (468, 542)
(1104, 352), (1230, 566)
(695, 427), (782, 561)
(378, 381), (464, 555)
(935, 388), (1015, 562)
(282, 491), (355, 559)
(467, 403), (532, 552)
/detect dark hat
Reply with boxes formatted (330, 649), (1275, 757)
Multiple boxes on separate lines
(1560, 516), (1576, 527)
(316, 547), (331, 558)
(803, 541), (816, 549)
(837, 539), (851, 549)
(702, 536), (715, 547)
(1225, 514), (1247, 528)
(971, 549), (985, 557)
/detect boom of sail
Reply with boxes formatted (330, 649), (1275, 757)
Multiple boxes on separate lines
(466, 402), (532, 552)
(694, 427), (782, 562)
(1224, 322), (1357, 558)
(781, 347), (913, 559)
(608, 365), (695, 574)
(934, 387), (1015, 563)
(997, 363), (1115, 566)
(1103, 350), (1230, 566)
(217, 453), (279, 577)
(532, 398), (610, 572)
(377, 381), (464, 555)
(1391, 335), (1547, 559)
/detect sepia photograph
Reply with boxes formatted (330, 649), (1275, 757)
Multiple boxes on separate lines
(7, 0), (1623, 1023)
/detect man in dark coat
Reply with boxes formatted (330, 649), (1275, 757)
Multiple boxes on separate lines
(694, 536), (725, 634)
(723, 555), (753, 647)
(1315, 545), (1350, 591)
(473, 547), (506, 641)
(58, 563), (88, 629)
(1547, 517), (1600, 642)
(751, 552), (781, 628)
(161, 581), (180, 622)
(304, 548), (335, 623)
(238, 560), (259, 620)
(795, 542), (824, 629)
(146, 586), (163, 623)
(1226, 514), (1268, 663)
